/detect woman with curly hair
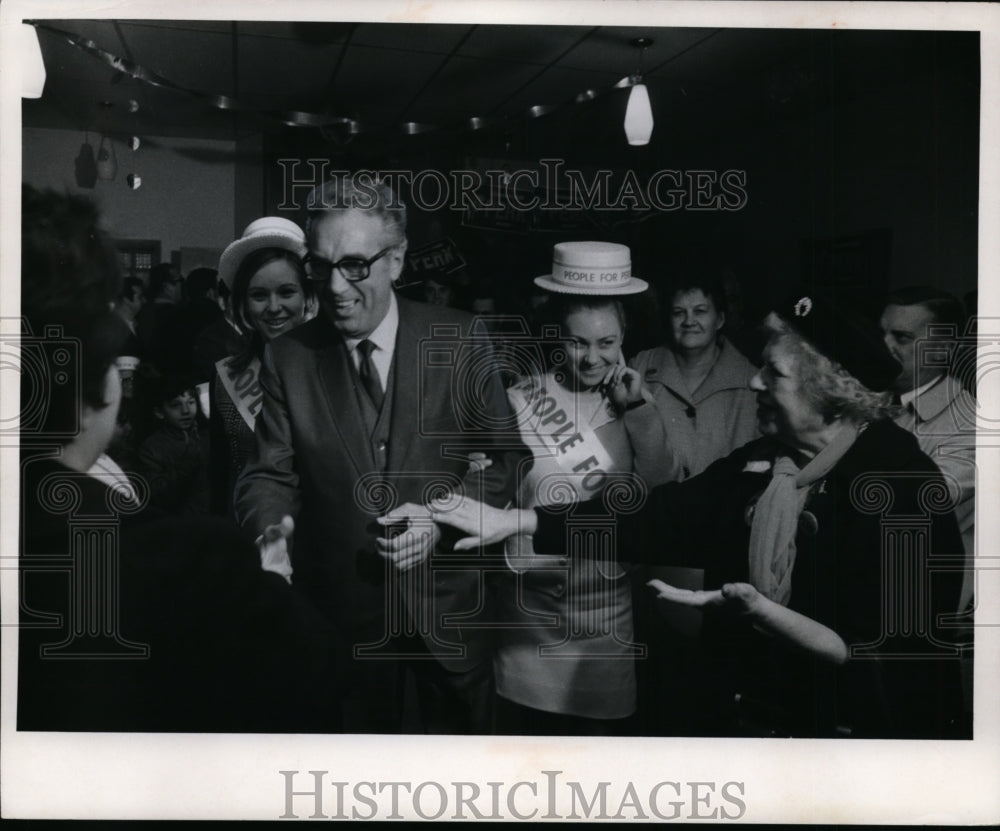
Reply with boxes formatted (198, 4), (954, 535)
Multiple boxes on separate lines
(427, 289), (969, 739)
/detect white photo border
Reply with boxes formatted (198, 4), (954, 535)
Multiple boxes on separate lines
(2, 0), (999, 823)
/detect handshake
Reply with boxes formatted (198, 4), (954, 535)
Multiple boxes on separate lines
(256, 454), (537, 580)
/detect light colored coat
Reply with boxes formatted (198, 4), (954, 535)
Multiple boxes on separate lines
(627, 338), (760, 485)
(896, 374), (976, 611)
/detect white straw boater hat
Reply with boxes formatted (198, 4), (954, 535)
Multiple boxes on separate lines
(218, 216), (307, 290)
(533, 241), (648, 296)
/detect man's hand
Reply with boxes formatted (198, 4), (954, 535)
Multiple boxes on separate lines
(376, 503), (441, 570)
(256, 515), (294, 584)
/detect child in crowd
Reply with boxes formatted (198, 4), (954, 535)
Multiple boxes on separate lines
(135, 367), (210, 515)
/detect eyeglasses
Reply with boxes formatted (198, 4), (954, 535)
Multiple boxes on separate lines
(304, 245), (398, 283)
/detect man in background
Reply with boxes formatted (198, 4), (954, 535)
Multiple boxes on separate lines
(114, 277), (145, 354)
(135, 261), (184, 370)
(880, 285), (976, 615)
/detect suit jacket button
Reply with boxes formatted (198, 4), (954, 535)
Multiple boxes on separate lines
(553, 583), (565, 596)
(376, 440), (387, 452)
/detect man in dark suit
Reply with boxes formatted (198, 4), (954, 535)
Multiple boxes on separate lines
(114, 277), (145, 356)
(235, 175), (526, 733)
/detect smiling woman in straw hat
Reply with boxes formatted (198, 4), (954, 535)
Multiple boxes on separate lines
(211, 217), (316, 517)
(473, 240), (666, 735)
(430, 285), (968, 739)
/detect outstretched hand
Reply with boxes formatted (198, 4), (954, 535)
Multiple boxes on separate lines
(647, 579), (760, 614)
(427, 492), (529, 550)
(256, 515), (295, 584)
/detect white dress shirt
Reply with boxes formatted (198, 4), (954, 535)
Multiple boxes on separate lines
(343, 292), (399, 389)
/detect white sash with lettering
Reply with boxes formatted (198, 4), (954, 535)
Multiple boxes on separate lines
(215, 355), (264, 432)
(504, 373), (617, 572)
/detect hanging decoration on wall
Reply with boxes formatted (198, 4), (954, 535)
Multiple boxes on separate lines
(74, 132), (98, 189)
(125, 124), (142, 190)
(96, 134), (118, 180)
(30, 21), (650, 141)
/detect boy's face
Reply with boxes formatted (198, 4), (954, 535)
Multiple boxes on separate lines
(156, 389), (197, 432)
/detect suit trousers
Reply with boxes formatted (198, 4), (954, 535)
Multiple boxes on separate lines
(338, 631), (495, 734)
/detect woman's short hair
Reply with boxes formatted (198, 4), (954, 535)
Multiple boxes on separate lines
(230, 247), (312, 333)
(228, 247), (314, 374)
(666, 265), (728, 317)
(21, 185), (126, 440)
(764, 316), (896, 424)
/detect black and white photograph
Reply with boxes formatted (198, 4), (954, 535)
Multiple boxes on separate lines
(2, 0), (998, 823)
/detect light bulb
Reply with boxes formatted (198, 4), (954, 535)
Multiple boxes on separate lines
(624, 83), (654, 146)
(21, 24), (46, 99)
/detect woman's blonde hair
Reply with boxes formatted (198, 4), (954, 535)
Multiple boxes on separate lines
(764, 314), (897, 424)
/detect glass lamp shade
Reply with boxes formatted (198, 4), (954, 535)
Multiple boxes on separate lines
(624, 83), (653, 146)
(21, 24), (46, 99)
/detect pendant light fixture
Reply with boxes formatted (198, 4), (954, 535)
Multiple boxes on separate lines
(624, 37), (654, 146)
(21, 23), (46, 98)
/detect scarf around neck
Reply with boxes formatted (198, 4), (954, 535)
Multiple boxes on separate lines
(747, 421), (860, 606)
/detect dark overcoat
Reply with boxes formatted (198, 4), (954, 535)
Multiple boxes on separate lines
(536, 419), (969, 738)
(235, 297), (527, 675)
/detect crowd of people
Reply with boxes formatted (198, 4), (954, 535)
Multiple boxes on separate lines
(17, 177), (975, 738)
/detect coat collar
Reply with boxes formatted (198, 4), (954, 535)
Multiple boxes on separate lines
(314, 318), (374, 478)
(909, 374), (966, 423)
(385, 296), (422, 471)
(827, 419), (920, 485)
(735, 419), (920, 486)
(642, 337), (754, 405)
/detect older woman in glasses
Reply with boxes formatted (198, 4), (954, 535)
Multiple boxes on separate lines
(211, 217), (316, 517)
(427, 289), (968, 739)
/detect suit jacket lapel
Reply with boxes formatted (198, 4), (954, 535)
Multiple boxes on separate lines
(316, 320), (376, 478)
(387, 298), (421, 473)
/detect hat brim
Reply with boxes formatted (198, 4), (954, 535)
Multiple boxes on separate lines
(533, 274), (649, 296)
(218, 232), (307, 290)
